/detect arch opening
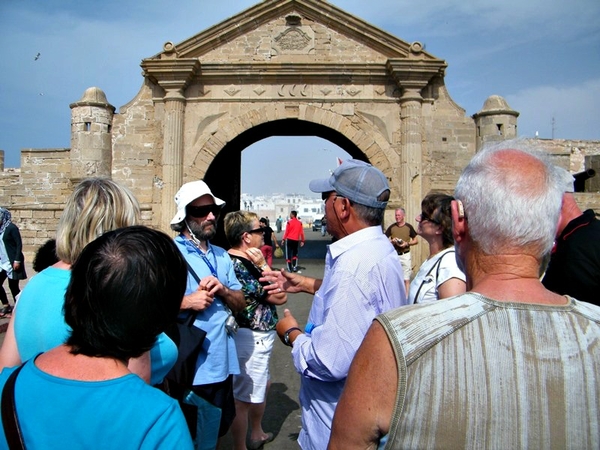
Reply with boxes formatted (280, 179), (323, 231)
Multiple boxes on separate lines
(204, 119), (365, 247)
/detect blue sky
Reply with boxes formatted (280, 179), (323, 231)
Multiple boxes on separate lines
(1, 0), (599, 196)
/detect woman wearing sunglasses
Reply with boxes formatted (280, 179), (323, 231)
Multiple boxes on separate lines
(408, 193), (466, 304)
(224, 211), (287, 450)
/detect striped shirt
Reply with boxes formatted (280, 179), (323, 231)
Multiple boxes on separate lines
(377, 292), (600, 449)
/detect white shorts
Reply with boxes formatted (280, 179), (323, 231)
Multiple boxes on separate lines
(398, 252), (412, 280)
(232, 328), (276, 403)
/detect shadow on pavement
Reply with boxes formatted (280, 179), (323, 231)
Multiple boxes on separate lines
(264, 382), (300, 442)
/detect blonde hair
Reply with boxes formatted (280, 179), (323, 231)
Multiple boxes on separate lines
(224, 210), (258, 247)
(56, 178), (140, 264)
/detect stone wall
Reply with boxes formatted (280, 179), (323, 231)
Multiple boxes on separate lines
(0, 148), (72, 259)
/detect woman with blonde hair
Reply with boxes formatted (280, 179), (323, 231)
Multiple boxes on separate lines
(224, 210), (287, 450)
(0, 178), (177, 385)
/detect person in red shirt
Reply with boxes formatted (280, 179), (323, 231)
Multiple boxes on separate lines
(281, 211), (305, 272)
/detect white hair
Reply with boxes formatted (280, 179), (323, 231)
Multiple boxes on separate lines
(554, 165), (575, 193)
(454, 140), (563, 256)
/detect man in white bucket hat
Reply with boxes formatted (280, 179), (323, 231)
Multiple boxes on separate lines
(170, 180), (245, 450)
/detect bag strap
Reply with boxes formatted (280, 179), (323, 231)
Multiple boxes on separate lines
(229, 254), (269, 287)
(229, 254), (270, 303)
(435, 250), (454, 281)
(182, 261), (201, 325)
(1, 364), (26, 450)
(186, 260), (201, 284)
(185, 258), (235, 318)
(413, 250), (455, 304)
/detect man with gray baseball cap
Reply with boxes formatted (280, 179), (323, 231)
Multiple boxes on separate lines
(270, 159), (408, 449)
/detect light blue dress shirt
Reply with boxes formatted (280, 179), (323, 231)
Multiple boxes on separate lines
(290, 226), (408, 450)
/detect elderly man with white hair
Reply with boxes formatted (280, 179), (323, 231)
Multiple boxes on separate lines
(329, 141), (600, 449)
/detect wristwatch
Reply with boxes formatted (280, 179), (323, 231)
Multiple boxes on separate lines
(283, 327), (302, 347)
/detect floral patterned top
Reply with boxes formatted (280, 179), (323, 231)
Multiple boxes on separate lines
(230, 256), (279, 331)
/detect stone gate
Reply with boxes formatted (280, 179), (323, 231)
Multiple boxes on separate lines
(1, 0), (599, 264)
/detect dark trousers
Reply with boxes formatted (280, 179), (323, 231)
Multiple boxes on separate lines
(285, 239), (300, 270)
(0, 270), (20, 305)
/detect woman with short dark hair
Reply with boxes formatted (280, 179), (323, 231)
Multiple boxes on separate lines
(0, 226), (193, 448)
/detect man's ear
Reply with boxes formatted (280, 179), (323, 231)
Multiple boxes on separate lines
(336, 197), (351, 220)
(451, 200), (467, 242)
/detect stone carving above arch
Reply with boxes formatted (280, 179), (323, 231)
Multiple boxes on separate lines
(224, 85), (241, 97)
(355, 109), (396, 144)
(193, 112), (227, 146)
(187, 104), (396, 187)
(277, 84), (308, 97)
(273, 27), (314, 53)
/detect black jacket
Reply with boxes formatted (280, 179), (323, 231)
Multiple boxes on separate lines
(542, 209), (600, 304)
(2, 222), (27, 280)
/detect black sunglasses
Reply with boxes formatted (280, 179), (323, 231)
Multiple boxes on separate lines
(419, 212), (440, 225)
(247, 227), (265, 234)
(186, 204), (222, 218)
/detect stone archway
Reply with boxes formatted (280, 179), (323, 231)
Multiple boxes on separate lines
(136, 0), (465, 233)
(6, 0), (600, 267)
(201, 115), (372, 247)
(1, 0), (480, 263)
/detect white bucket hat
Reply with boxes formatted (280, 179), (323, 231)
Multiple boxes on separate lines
(170, 180), (225, 225)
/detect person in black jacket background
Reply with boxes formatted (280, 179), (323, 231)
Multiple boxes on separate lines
(0, 208), (27, 316)
(542, 167), (600, 305)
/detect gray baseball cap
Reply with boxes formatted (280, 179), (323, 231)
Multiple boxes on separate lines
(309, 159), (389, 209)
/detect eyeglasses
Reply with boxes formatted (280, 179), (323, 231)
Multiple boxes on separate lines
(418, 213), (440, 225)
(322, 194), (344, 204)
(186, 204), (222, 218)
(246, 227), (265, 235)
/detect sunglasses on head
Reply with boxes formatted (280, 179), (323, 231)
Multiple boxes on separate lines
(186, 204), (222, 218)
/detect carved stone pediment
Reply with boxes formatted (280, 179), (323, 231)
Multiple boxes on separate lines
(272, 26), (314, 55)
(140, 0), (448, 95)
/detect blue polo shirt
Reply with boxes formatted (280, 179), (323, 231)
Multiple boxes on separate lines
(174, 235), (242, 385)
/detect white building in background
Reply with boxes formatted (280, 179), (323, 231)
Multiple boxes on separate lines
(241, 193), (324, 229)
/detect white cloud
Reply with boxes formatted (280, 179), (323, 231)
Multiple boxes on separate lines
(507, 78), (600, 140)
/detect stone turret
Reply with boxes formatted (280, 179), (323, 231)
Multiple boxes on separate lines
(473, 95), (519, 151)
(69, 87), (115, 182)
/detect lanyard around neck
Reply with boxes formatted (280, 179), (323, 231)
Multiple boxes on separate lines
(181, 234), (219, 277)
(193, 243), (218, 278)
